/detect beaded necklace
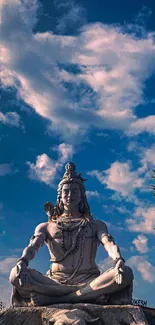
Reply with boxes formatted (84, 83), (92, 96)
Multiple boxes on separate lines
(50, 215), (88, 263)
(51, 217), (90, 284)
(50, 214), (95, 283)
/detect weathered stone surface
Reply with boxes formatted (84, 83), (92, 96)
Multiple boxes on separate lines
(0, 304), (149, 325)
(143, 307), (155, 325)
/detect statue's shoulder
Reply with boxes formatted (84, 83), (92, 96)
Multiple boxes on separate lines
(93, 219), (108, 232)
(34, 222), (48, 233)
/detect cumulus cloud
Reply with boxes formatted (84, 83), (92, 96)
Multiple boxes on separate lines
(27, 154), (61, 185)
(129, 116), (155, 136)
(55, 0), (86, 34)
(1, 0), (155, 140)
(128, 256), (155, 283)
(127, 207), (155, 234)
(140, 144), (155, 170)
(0, 257), (17, 274)
(105, 221), (123, 232)
(57, 143), (74, 163)
(127, 142), (155, 194)
(103, 204), (130, 217)
(86, 190), (100, 199)
(132, 234), (149, 253)
(88, 161), (143, 197)
(98, 257), (113, 273)
(128, 141), (155, 166)
(115, 206), (130, 214)
(27, 143), (74, 185)
(0, 277), (12, 307)
(0, 256), (18, 307)
(0, 111), (21, 127)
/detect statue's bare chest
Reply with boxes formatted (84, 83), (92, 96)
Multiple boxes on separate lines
(46, 220), (98, 259)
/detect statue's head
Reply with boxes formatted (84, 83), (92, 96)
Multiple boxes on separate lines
(54, 162), (91, 217)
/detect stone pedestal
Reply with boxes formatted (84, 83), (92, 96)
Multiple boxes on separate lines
(0, 304), (150, 325)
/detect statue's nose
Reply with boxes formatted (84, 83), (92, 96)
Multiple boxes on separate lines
(68, 191), (72, 198)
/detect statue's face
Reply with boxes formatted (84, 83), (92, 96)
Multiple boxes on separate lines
(61, 183), (81, 210)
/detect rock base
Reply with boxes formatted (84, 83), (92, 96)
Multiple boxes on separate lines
(0, 304), (149, 325)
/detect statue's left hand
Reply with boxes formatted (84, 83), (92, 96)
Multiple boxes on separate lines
(114, 259), (125, 285)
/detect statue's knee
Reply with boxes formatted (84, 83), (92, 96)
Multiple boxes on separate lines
(126, 266), (134, 281)
(9, 267), (18, 286)
(123, 266), (134, 284)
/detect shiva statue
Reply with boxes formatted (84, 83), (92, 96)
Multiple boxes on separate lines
(9, 162), (133, 307)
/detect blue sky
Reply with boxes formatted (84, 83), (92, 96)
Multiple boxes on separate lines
(0, 0), (155, 307)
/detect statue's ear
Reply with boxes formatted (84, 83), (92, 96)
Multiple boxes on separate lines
(58, 200), (64, 214)
(44, 202), (54, 217)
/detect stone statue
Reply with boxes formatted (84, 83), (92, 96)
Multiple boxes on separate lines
(9, 162), (133, 307)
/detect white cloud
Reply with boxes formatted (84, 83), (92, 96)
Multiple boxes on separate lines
(0, 111), (20, 127)
(88, 161), (143, 197)
(98, 257), (114, 273)
(105, 221), (123, 232)
(141, 144), (155, 169)
(27, 143), (74, 185)
(127, 143), (155, 193)
(0, 256), (18, 307)
(57, 143), (74, 163)
(1, 0), (155, 140)
(102, 204), (130, 217)
(129, 116), (155, 136)
(127, 256), (155, 283)
(127, 142), (155, 169)
(0, 163), (12, 176)
(27, 154), (61, 185)
(127, 207), (155, 234)
(0, 277), (12, 307)
(132, 234), (149, 253)
(55, 0), (86, 34)
(9, 248), (22, 254)
(0, 257), (17, 275)
(86, 190), (100, 199)
(115, 206), (130, 214)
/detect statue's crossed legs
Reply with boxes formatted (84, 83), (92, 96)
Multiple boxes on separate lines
(9, 265), (133, 306)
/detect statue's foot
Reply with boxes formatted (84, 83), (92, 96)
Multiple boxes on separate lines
(11, 287), (30, 307)
(108, 283), (133, 305)
(30, 292), (55, 306)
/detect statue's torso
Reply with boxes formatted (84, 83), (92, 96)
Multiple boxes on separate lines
(45, 218), (100, 280)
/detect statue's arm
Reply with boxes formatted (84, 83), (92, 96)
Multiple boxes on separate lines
(96, 220), (126, 284)
(96, 220), (124, 263)
(18, 222), (47, 265)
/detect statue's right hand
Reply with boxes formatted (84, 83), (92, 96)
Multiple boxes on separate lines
(44, 202), (54, 217)
(16, 261), (30, 287)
